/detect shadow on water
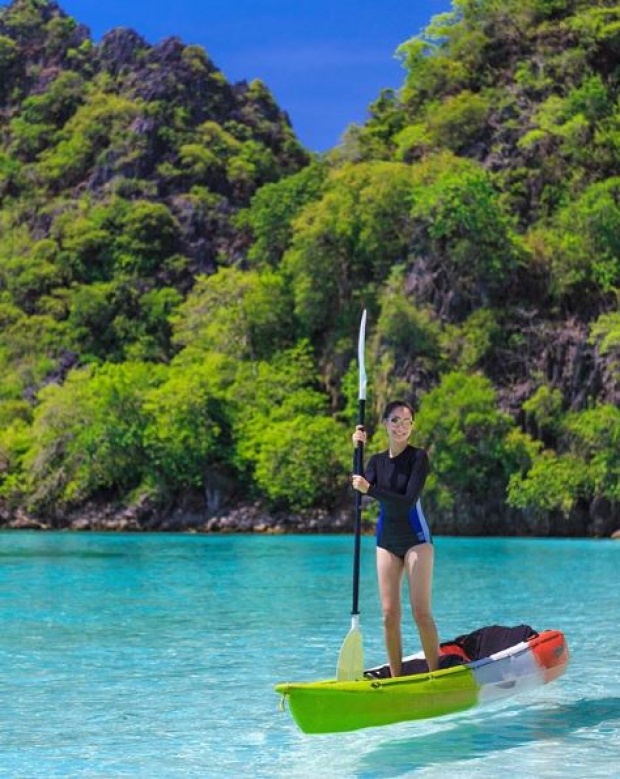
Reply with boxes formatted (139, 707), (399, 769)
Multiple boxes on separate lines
(357, 697), (620, 777)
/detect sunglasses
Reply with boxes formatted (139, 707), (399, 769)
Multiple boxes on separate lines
(387, 416), (413, 427)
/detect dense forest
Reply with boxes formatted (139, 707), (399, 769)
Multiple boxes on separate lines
(0, 0), (618, 536)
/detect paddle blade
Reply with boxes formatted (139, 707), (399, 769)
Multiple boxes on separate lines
(358, 309), (367, 401)
(337, 622), (364, 681)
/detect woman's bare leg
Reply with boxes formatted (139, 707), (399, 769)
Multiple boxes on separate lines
(405, 543), (439, 672)
(376, 547), (405, 677)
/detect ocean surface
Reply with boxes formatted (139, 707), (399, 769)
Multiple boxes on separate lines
(0, 531), (618, 778)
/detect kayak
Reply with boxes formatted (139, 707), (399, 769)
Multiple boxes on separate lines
(275, 625), (569, 734)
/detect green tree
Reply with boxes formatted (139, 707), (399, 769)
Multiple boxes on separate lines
(22, 362), (165, 511)
(507, 403), (620, 517)
(53, 196), (127, 283)
(283, 161), (413, 341)
(67, 279), (181, 363)
(142, 354), (234, 492)
(66, 281), (125, 361)
(10, 70), (85, 159)
(589, 312), (620, 386)
(37, 91), (143, 189)
(0, 35), (19, 103)
(130, 286), (183, 362)
(564, 404), (620, 502)
(397, 37), (470, 114)
(541, 178), (620, 302)
(409, 152), (525, 314)
(441, 308), (502, 372)
(231, 342), (348, 510)
(507, 449), (589, 514)
(0, 311), (73, 390)
(171, 266), (294, 361)
(425, 90), (490, 153)
(522, 384), (565, 444)
(0, 236), (63, 313)
(240, 160), (327, 268)
(0, 150), (23, 196)
(368, 266), (442, 416)
(416, 371), (518, 517)
(116, 201), (180, 276)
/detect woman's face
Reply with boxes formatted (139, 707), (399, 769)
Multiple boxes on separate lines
(384, 405), (414, 445)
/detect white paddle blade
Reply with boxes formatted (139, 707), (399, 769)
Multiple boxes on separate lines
(337, 624), (364, 681)
(358, 309), (367, 401)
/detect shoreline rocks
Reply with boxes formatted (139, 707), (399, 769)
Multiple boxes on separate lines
(1, 496), (618, 538)
(0, 499), (369, 535)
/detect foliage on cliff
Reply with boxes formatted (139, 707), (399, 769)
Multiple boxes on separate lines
(0, 0), (618, 535)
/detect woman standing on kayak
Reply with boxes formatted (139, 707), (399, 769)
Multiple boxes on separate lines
(351, 400), (439, 677)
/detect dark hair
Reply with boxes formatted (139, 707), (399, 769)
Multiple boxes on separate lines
(382, 400), (415, 420)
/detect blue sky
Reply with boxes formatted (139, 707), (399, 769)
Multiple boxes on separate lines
(30, 0), (453, 152)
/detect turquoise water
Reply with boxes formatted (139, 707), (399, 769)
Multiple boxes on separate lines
(0, 532), (618, 778)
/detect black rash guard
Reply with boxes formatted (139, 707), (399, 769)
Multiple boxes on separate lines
(364, 445), (432, 559)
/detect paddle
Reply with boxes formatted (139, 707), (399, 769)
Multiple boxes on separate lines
(336, 308), (367, 681)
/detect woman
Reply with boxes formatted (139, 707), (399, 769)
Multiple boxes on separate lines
(351, 400), (439, 677)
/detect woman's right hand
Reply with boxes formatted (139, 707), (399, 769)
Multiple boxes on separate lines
(352, 425), (367, 445)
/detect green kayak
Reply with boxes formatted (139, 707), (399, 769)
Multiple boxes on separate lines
(275, 626), (569, 734)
